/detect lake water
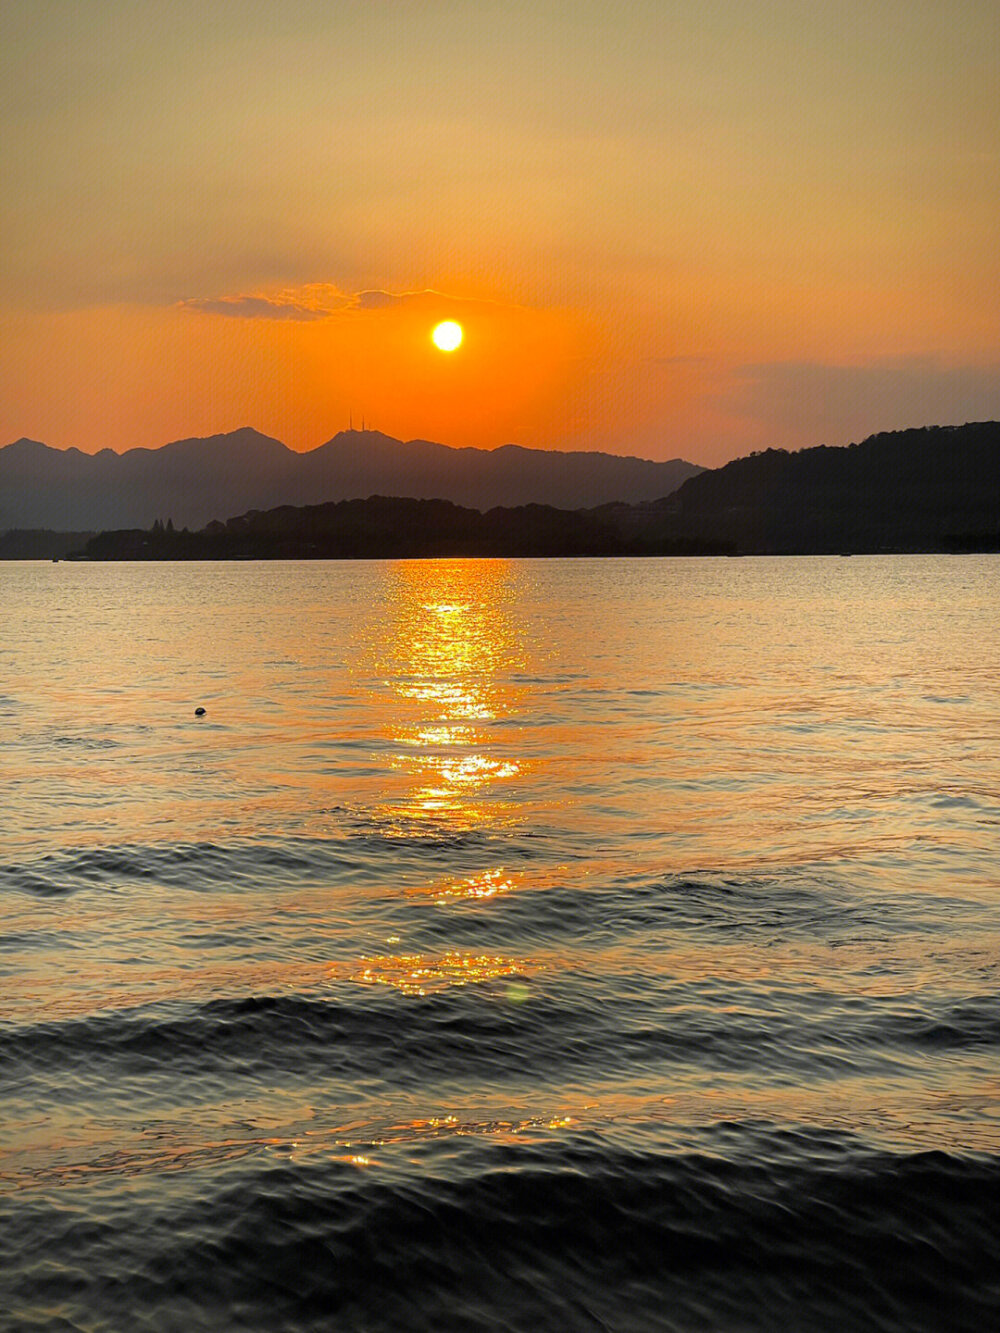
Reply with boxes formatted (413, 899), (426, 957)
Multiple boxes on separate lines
(2, 555), (999, 1332)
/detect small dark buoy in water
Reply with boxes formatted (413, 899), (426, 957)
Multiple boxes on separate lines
(194, 706), (206, 716)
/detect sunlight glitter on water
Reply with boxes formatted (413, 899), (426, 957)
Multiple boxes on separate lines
(341, 951), (536, 997)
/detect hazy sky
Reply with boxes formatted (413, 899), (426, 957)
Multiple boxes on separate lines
(2, 0), (998, 464)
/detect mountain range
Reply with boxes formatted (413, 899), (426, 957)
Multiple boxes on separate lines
(0, 428), (704, 532)
(69, 422), (1000, 560)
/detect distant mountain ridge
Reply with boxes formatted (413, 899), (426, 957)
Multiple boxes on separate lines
(0, 428), (704, 532)
(69, 422), (1000, 561)
(600, 421), (1000, 553)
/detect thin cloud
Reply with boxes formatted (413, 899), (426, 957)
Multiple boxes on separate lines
(353, 288), (511, 312)
(180, 295), (327, 320)
(179, 284), (352, 320)
(355, 290), (409, 309)
(181, 284), (520, 321)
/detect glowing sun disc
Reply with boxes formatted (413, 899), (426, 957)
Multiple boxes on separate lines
(432, 320), (463, 352)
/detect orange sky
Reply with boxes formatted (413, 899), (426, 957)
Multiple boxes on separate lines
(2, 1), (998, 466)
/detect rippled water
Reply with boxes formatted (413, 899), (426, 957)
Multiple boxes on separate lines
(2, 556), (999, 1332)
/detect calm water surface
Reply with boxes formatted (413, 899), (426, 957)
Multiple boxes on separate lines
(2, 556), (999, 1332)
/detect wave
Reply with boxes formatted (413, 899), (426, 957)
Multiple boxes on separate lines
(2, 1129), (997, 1332)
(5, 970), (998, 1109)
(0, 829), (552, 899)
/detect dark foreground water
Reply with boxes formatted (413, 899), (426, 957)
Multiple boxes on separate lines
(2, 556), (999, 1332)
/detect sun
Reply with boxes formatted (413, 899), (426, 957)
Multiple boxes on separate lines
(432, 320), (463, 352)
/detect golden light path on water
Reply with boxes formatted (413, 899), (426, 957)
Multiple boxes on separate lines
(346, 558), (544, 993)
(356, 558), (536, 836)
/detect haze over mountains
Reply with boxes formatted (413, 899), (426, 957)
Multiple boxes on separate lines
(0, 428), (704, 532)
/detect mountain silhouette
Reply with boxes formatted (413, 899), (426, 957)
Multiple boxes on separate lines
(79, 496), (730, 560)
(0, 428), (704, 532)
(609, 421), (1000, 553)
(71, 421), (1000, 561)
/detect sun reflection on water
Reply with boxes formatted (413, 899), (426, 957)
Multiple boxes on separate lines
(357, 559), (537, 834)
(334, 950), (534, 997)
(408, 866), (521, 902)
